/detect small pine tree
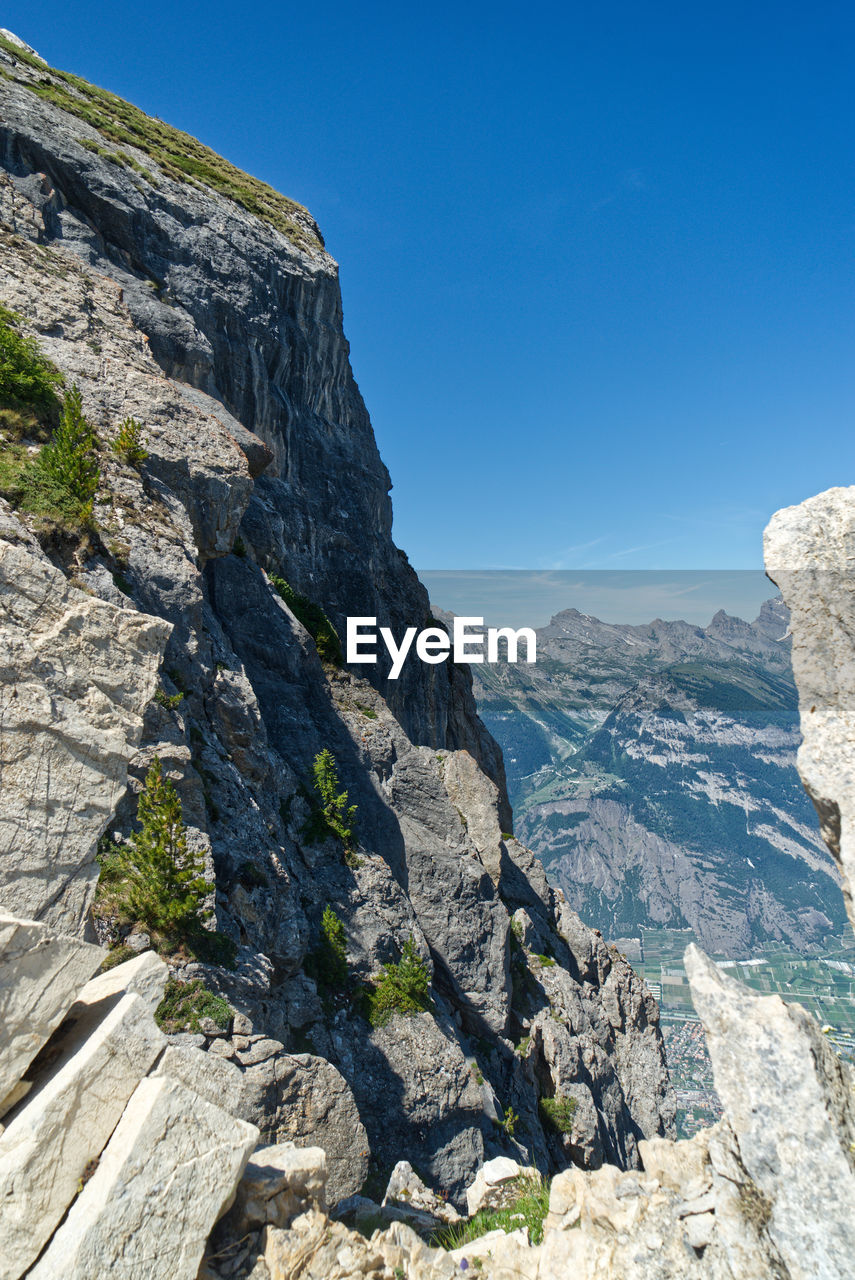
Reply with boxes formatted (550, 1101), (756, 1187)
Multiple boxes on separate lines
(310, 748), (357, 850)
(314, 904), (348, 988)
(116, 756), (212, 938)
(0, 303), (63, 421)
(365, 936), (432, 1026)
(111, 415), (147, 465)
(36, 385), (100, 518)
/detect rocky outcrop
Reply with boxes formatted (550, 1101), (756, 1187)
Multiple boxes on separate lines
(0, 538), (170, 934)
(0, 916), (258, 1280)
(765, 485), (855, 926)
(201, 940), (855, 1278)
(0, 31), (675, 1214)
(0, 36), (508, 806)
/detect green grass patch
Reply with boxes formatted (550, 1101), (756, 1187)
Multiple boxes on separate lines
(154, 977), (232, 1033)
(432, 1175), (550, 1249)
(97, 943), (135, 972)
(539, 1094), (577, 1135)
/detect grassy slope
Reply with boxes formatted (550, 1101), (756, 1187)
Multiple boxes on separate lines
(0, 34), (322, 252)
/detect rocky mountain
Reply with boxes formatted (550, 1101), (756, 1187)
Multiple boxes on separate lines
(473, 599), (845, 955)
(4, 30), (855, 1280)
(0, 27), (675, 1262)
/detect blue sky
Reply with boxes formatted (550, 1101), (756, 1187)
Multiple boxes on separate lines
(5, 2), (853, 572)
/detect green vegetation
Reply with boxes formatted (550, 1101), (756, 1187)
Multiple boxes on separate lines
(539, 1093), (578, 1135)
(304, 748), (358, 857)
(498, 1105), (518, 1138)
(0, 34), (319, 250)
(432, 1175), (550, 1250)
(355, 701), (378, 719)
(154, 687), (184, 710)
(0, 314), (101, 536)
(97, 943), (134, 972)
(270, 575), (343, 665)
(154, 977), (232, 1033)
(364, 937), (432, 1027)
(0, 303), (62, 435)
(32, 385), (100, 522)
(97, 756), (212, 939)
(111, 415), (147, 465)
(311, 904), (349, 989)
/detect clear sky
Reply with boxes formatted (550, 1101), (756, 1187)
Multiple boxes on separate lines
(5, 2), (853, 571)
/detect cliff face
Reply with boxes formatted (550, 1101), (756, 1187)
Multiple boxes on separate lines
(0, 32), (508, 803)
(0, 31), (673, 1213)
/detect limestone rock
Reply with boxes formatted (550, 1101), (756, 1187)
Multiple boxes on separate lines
(465, 1156), (538, 1217)
(765, 485), (855, 929)
(223, 1142), (327, 1234)
(0, 541), (170, 933)
(0, 913), (103, 1113)
(239, 1050), (368, 1206)
(156, 1043), (246, 1116)
(685, 943), (855, 1280)
(75, 950), (168, 1014)
(0, 991), (165, 1277)
(383, 1160), (461, 1227)
(29, 1076), (258, 1280)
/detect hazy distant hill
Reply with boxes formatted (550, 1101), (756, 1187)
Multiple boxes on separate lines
(472, 599), (845, 956)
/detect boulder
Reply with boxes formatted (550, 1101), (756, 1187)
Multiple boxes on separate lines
(156, 1043), (246, 1115)
(29, 1076), (258, 1280)
(223, 1142), (327, 1234)
(382, 1159), (461, 1228)
(0, 913), (103, 1114)
(685, 943), (855, 1280)
(465, 1155), (538, 1217)
(765, 485), (855, 931)
(0, 991), (165, 1277)
(240, 1050), (368, 1205)
(74, 949), (168, 1015)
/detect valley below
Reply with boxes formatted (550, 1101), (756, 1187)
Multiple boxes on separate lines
(468, 595), (855, 1133)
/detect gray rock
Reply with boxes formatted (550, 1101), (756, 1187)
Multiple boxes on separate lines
(0, 913), (103, 1114)
(28, 1076), (258, 1280)
(765, 485), (855, 931)
(0, 541), (170, 933)
(0, 991), (165, 1276)
(239, 1050), (369, 1206)
(686, 944), (855, 1280)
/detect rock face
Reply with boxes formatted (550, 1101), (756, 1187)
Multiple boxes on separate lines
(202, 940), (855, 1279)
(0, 920), (258, 1280)
(0, 540), (170, 933)
(0, 31), (675, 1214)
(3, 32), (855, 1280)
(765, 486), (855, 927)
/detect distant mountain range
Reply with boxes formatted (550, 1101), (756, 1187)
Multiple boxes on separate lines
(472, 599), (845, 956)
